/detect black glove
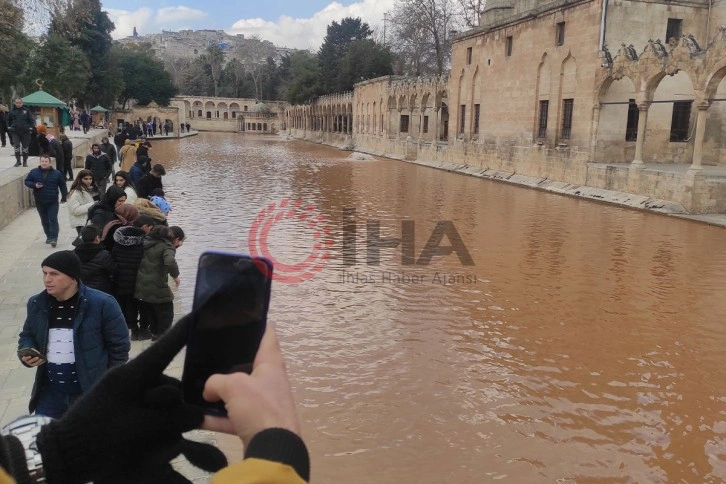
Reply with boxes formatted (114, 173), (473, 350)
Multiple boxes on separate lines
(36, 314), (227, 483)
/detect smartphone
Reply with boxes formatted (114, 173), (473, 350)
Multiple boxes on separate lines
(17, 347), (45, 360)
(182, 251), (273, 415)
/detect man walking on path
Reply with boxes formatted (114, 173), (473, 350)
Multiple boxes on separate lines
(80, 110), (91, 134)
(85, 143), (113, 196)
(99, 136), (118, 174)
(60, 134), (74, 180)
(8, 97), (35, 167)
(24, 155), (68, 247)
(17, 250), (129, 417)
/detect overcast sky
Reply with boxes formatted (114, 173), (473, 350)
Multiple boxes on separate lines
(102, 0), (397, 51)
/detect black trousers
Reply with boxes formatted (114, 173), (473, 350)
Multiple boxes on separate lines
(117, 295), (144, 330)
(140, 301), (173, 335)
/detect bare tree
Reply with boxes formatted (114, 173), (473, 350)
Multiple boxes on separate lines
(233, 36), (276, 100)
(389, 0), (461, 76)
(457, 0), (486, 29)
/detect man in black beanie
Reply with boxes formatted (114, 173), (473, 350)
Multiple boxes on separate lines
(17, 251), (130, 418)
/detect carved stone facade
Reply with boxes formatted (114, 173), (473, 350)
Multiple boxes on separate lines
(286, 0), (726, 214)
(170, 96), (287, 133)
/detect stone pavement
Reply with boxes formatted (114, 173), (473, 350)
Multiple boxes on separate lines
(0, 191), (241, 481)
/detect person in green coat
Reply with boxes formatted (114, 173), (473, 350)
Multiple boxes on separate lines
(133, 225), (182, 340)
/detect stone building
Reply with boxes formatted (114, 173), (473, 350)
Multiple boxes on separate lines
(170, 96), (286, 133)
(287, 0), (726, 214)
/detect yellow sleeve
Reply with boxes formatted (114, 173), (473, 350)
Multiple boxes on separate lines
(0, 467), (15, 484)
(211, 458), (307, 484)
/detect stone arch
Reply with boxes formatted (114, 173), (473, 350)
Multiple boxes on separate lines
(647, 70), (696, 161)
(534, 53), (551, 139)
(204, 101), (215, 119)
(193, 100), (203, 118)
(218, 102), (228, 119)
(230, 102), (239, 119)
(704, 60), (726, 100)
(700, 61), (726, 165)
(456, 69), (466, 137)
(471, 66), (481, 137)
(596, 76), (638, 162)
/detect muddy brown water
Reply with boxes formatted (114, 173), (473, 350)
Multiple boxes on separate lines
(154, 132), (726, 482)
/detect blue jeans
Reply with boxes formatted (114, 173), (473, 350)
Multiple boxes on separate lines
(35, 384), (81, 418)
(36, 200), (59, 240)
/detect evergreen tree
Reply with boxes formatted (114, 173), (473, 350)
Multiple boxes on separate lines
(317, 17), (373, 93)
(114, 44), (177, 108)
(50, 0), (122, 106)
(338, 40), (393, 92)
(0, 2), (33, 100)
(286, 51), (322, 105)
(25, 32), (91, 103)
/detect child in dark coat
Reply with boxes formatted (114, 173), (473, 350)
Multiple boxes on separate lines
(73, 226), (116, 295)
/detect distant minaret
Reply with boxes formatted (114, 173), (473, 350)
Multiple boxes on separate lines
(133, 26), (138, 37)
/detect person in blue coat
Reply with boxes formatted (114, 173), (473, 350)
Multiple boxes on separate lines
(24, 155), (68, 247)
(17, 251), (130, 417)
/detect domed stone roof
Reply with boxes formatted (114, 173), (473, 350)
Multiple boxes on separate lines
(250, 102), (272, 114)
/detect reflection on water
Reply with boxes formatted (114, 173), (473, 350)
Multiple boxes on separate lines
(157, 132), (726, 482)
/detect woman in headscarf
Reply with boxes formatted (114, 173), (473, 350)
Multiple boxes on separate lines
(101, 204), (140, 251)
(89, 185), (127, 230)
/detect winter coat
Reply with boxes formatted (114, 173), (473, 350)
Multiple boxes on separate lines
(134, 235), (179, 304)
(73, 243), (116, 294)
(123, 186), (138, 205)
(129, 161), (147, 185)
(18, 283), (129, 413)
(89, 204), (117, 230)
(111, 226), (146, 296)
(85, 153), (112, 182)
(136, 173), (162, 199)
(24, 167), (67, 203)
(119, 140), (137, 172)
(47, 136), (64, 167)
(61, 138), (74, 166)
(134, 198), (167, 225)
(67, 187), (98, 228)
(7, 105), (35, 131)
(100, 142), (117, 164)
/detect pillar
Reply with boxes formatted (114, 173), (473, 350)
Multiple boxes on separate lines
(632, 102), (649, 165)
(689, 102), (709, 171)
(589, 103), (601, 161)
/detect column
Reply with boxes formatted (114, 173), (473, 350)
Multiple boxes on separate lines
(432, 108), (439, 145)
(589, 103), (601, 161)
(632, 102), (650, 165)
(689, 102), (709, 171)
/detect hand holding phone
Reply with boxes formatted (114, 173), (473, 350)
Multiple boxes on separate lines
(18, 347), (46, 366)
(182, 252), (273, 416)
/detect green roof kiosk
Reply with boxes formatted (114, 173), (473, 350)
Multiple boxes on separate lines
(90, 105), (109, 128)
(21, 89), (68, 137)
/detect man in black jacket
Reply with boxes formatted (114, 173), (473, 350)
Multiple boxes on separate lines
(136, 163), (165, 199)
(99, 136), (117, 174)
(85, 143), (113, 196)
(60, 134), (74, 180)
(38, 133), (65, 175)
(7, 97), (35, 167)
